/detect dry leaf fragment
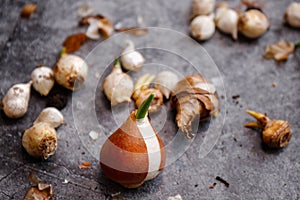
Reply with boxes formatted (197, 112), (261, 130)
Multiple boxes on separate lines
(28, 171), (39, 185)
(79, 15), (113, 39)
(20, 4), (37, 19)
(115, 27), (148, 36)
(24, 172), (54, 200)
(62, 33), (87, 53)
(264, 39), (295, 61)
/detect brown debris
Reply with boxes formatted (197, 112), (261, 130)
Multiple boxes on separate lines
(20, 4), (37, 19)
(272, 82), (277, 87)
(209, 182), (216, 189)
(28, 171), (39, 185)
(232, 95), (240, 100)
(63, 33), (87, 53)
(264, 39), (295, 61)
(79, 161), (91, 169)
(216, 176), (229, 187)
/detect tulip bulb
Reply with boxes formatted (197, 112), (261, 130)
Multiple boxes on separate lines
(31, 66), (55, 96)
(133, 74), (163, 113)
(245, 110), (292, 148)
(33, 107), (64, 128)
(154, 71), (179, 99)
(238, 9), (270, 39)
(2, 81), (32, 118)
(120, 40), (145, 71)
(190, 14), (215, 41)
(191, 0), (215, 19)
(54, 54), (88, 91)
(22, 122), (57, 159)
(284, 2), (300, 28)
(100, 94), (166, 188)
(215, 2), (239, 40)
(102, 59), (134, 105)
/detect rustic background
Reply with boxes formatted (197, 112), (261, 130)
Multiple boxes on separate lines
(0, 0), (299, 199)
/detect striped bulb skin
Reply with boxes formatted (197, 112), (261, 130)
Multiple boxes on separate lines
(100, 111), (166, 188)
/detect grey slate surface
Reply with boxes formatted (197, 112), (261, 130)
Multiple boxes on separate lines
(1, 0), (300, 199)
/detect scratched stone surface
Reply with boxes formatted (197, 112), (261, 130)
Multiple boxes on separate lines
(0, 0), (300, 199)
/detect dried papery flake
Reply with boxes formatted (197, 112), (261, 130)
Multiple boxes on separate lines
(79, 15), (113, 39)
(245, 110), (292, 148)
(24, 172), (54, 200)
(264, 39), (295, 61)
(63, 33), (87, 53)
(20, 3), (37, 19)
(171, 74), (219, 139)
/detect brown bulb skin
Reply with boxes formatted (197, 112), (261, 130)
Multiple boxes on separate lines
(100, 111), (165, 188)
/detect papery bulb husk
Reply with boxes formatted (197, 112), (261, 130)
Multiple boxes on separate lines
(120, 41), (145, 71)
(215, 3), (239, 40)
(284, 2), (300, 28)
(135, 88), (163, 113)
(24, 183), (54, 200)
(171, 74), (219, 139)
(238, 9), (270, 39)
(102, 63), (134, 105)
(22, 123), (57, 159)
(100, 111), (166, 188)
(2, 81), (32, 118)
(262, 120), (292, 148)
(191, 0), (216, 19)
(154, 71), (179, 99)
(86, 18), (101, 40)
(33, 107), (64, 128)
(54, 54), (88, 91)
(31, 66), (55, 96)
(190, 15), (215, 41)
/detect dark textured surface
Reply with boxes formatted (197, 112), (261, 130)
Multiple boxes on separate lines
(1, 0), (300, 199)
